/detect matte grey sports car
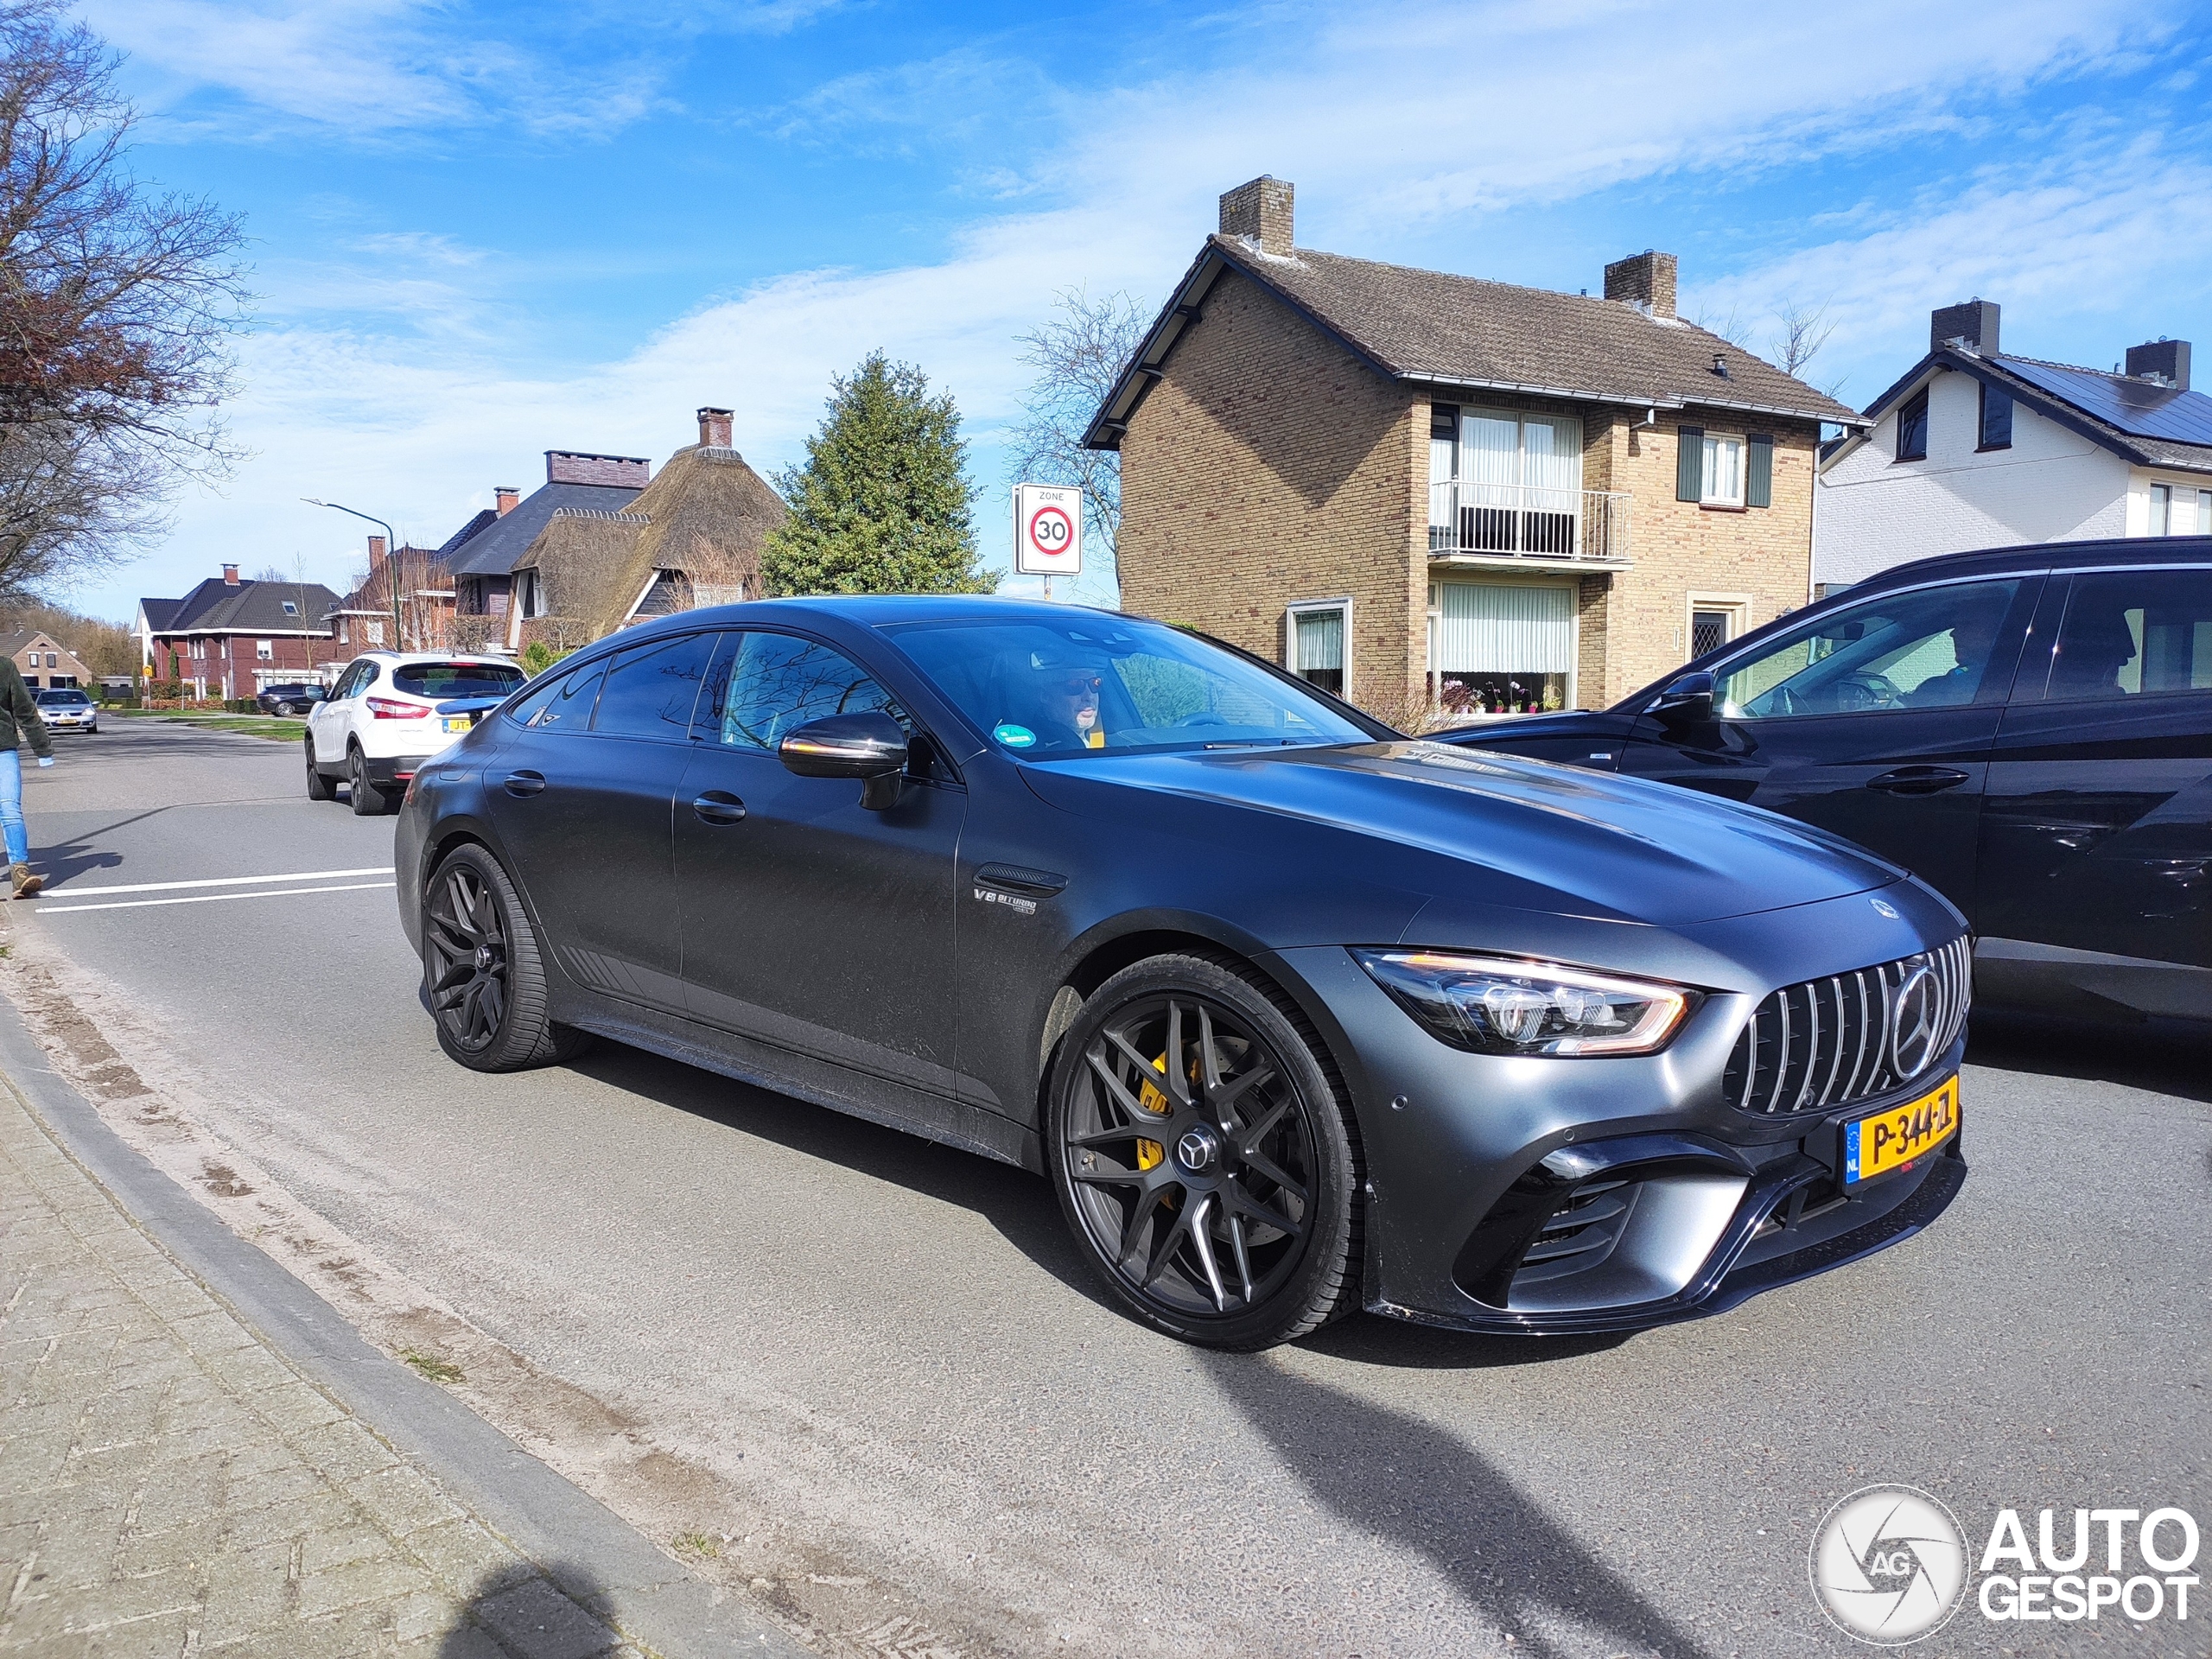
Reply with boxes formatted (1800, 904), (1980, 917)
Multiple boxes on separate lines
(397, 598), (1969, 1349)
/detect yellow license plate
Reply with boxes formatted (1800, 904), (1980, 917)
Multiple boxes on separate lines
(442, 716), (471, 733)
(1843, 1076), (1959, 1185)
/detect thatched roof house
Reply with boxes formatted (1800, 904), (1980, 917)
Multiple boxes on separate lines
(506, 408), (786, 648)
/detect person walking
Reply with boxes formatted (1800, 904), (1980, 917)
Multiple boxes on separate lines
(0, 654), (54, 898)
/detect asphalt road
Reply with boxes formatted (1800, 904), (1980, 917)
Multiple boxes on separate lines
(10, 715), (2209, 1659)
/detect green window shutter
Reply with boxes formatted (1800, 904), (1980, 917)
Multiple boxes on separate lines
(1676, 425), (1704, 502)
(1746, 433), (1773, 508)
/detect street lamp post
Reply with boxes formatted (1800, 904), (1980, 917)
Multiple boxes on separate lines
(304, 498), (404, 650)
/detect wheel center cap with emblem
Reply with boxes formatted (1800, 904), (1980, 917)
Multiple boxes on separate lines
(1890, 964), (1941, 1078)
(475, 944), (495, 971)
(1174, 1126), (1219, 1174)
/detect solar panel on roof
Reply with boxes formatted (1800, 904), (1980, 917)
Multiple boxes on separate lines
(1996, 357), (2212, 447)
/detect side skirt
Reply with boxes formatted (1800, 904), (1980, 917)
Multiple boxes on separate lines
(567, 1000), (1044, 1175)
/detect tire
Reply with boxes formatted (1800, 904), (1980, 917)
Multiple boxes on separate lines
(420, 844), (593, 1072)
(348, 746), (388, 815)
(306, 736), (336, 800)
(1046, 953), (1363, 1350)
(275, 702), (296, 716)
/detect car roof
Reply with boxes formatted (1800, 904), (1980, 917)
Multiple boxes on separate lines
(1843, 534), (2212, 596)
(351, 651), (518, 664)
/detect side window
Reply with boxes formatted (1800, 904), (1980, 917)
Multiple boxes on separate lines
(591, 632), (716, 740)
(1715, 580), (2024, 719)
(2041, 569), (2212, 702)
(507, 659), (607, 731)
(704, 632), (904, 752)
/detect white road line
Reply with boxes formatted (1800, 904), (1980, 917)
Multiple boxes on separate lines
(37, 880), (397, 916)
(49, 866), (396, 898)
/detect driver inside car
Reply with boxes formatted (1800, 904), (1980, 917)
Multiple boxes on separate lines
(1901, 600), (2010, 707)
(1002, 645), (1113, 753)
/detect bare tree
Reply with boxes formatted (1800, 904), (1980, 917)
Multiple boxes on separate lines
(1007, 288), (1148, 602)
(1770, 297), (1838, 379)
(1688, 302), (1751, 349)
(0, 1), (246, 600)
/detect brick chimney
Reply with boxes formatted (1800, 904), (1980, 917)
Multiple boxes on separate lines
(494, 486), (519, 517)
(1605, 251), (1677, 320)
(367, 535), (386, 569)
(545, 450), (652, 487)
(221, 563), (240, 586)
(1219, 177), (1294, 257)
(2126, 338), (2190, 390)
(1931, 299), (2000, 354)
(697, 407), (734, 448)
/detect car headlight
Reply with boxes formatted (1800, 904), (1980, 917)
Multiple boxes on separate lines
(1353, 950), (1700, 1057)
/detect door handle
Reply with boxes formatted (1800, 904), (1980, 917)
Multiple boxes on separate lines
(503, 770), (545, 798)
(1866, 766), (1971, 796)
(692, 791), (747, 824)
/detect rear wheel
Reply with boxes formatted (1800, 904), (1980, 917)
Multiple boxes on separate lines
(305, 736), (335, 800)
(348, 747), (388, 815)
(1046, 954), (1362, 1349)
(421, 844), (592, 1071)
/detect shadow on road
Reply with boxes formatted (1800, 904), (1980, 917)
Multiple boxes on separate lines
(1200, 1349), (1713, 1659)
(565, 1040), (1116, 1314)
(437, 1560), (623, 1657)
(1967, 1009), (2212, 1106)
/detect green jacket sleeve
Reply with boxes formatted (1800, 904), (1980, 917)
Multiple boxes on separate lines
(1, 663), (50, 758)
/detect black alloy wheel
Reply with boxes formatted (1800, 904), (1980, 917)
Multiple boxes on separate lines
(1047, 954), (1361, 1349)
(421, 844), (590, 1071)
(305, 736), (335, 800)
(348, 747), (387, 816)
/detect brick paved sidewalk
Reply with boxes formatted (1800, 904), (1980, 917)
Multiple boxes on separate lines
(0, 1077), (645, 1658)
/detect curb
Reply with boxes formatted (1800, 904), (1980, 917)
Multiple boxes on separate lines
(0, 990), (815, 1659)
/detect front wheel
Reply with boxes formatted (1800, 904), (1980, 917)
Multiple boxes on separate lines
(421, 845), (592, 1071)
(1046, 954), (1362, 1349)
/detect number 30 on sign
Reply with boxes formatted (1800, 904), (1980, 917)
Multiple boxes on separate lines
(1014, 483), (1083, 577)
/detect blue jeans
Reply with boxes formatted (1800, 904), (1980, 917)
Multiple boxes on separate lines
(0, 749), (25, 865)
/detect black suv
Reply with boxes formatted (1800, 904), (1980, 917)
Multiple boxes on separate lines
(257, 683), (327, 715)
(1444, 537), (2212, 1023)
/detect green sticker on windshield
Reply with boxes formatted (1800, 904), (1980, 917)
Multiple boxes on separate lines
(993, 723), (1036, 748)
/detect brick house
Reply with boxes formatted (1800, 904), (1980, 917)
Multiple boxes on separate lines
(1087, 178), (1861, 717)
(1815, 302), (2211, 588)
(0, 630), (95, 690)
(327, 537), (457, 652)
(136, 567), (344, 699)
(441, 449), (652, 647)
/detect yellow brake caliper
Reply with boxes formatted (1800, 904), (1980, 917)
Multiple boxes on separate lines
(1135, 1056), (1170, 1170)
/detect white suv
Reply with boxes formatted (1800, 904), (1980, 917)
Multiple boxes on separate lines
(307, 652), (526, 814)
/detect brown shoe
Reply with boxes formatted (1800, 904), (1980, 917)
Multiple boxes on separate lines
(11, 863), (41, 899)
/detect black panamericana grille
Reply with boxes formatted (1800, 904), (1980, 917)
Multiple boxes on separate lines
(1722, 937), (1971, 1116)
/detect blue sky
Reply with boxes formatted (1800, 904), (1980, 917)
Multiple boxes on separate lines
(72, 0), (2212, 620)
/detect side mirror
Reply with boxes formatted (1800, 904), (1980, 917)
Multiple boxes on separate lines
(1646, 671), (1715, 728)
(779, 711), (909, 810)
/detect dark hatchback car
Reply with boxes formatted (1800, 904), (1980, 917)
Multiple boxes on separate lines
(257, 683), (327, 715)
(1443, 537), (2212, 1025)
(398, 599), (1970, 1349)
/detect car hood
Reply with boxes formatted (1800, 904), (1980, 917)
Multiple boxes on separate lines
(1020, 740), (1903, 927)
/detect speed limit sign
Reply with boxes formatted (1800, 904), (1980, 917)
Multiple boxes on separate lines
(1014, 483), (1082, 577)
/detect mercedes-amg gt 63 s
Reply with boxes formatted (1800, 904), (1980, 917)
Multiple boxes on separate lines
(397, 599), (1970, 1350)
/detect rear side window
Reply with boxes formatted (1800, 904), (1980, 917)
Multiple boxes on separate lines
(507, 660), (607, 731)
(702, 632), (903, 751)
(591, 632), (716, 740)
(2042, 569), (2212, 701)
(392, 661), (525, 699)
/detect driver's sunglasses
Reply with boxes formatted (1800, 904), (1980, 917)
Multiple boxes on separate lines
(1057, 675), (1101, 696)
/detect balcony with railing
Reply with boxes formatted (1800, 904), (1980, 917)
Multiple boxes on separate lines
(1427, 482), (1631, 564)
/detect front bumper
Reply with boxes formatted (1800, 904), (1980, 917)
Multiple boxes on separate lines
(1275, 890), (1973, 1334)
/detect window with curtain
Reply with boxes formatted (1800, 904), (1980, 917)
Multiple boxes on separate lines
(1289, 604), (1346, 696)
(1433, 582), (1573, 714)
(1701, 435), (1745, 506)
(1441, 410), (1582, 555)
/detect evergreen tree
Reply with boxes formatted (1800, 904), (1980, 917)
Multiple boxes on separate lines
(762, 352), (995, 596)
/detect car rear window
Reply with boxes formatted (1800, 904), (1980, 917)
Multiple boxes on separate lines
(391, 662), (525, 699)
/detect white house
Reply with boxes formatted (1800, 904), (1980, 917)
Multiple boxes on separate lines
(1815, 301), (2211, 589)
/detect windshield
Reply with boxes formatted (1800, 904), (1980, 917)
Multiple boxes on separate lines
(392, 661), (525, 699)
(35, 690), (88, 704)
(883, 613), (1371, 758)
